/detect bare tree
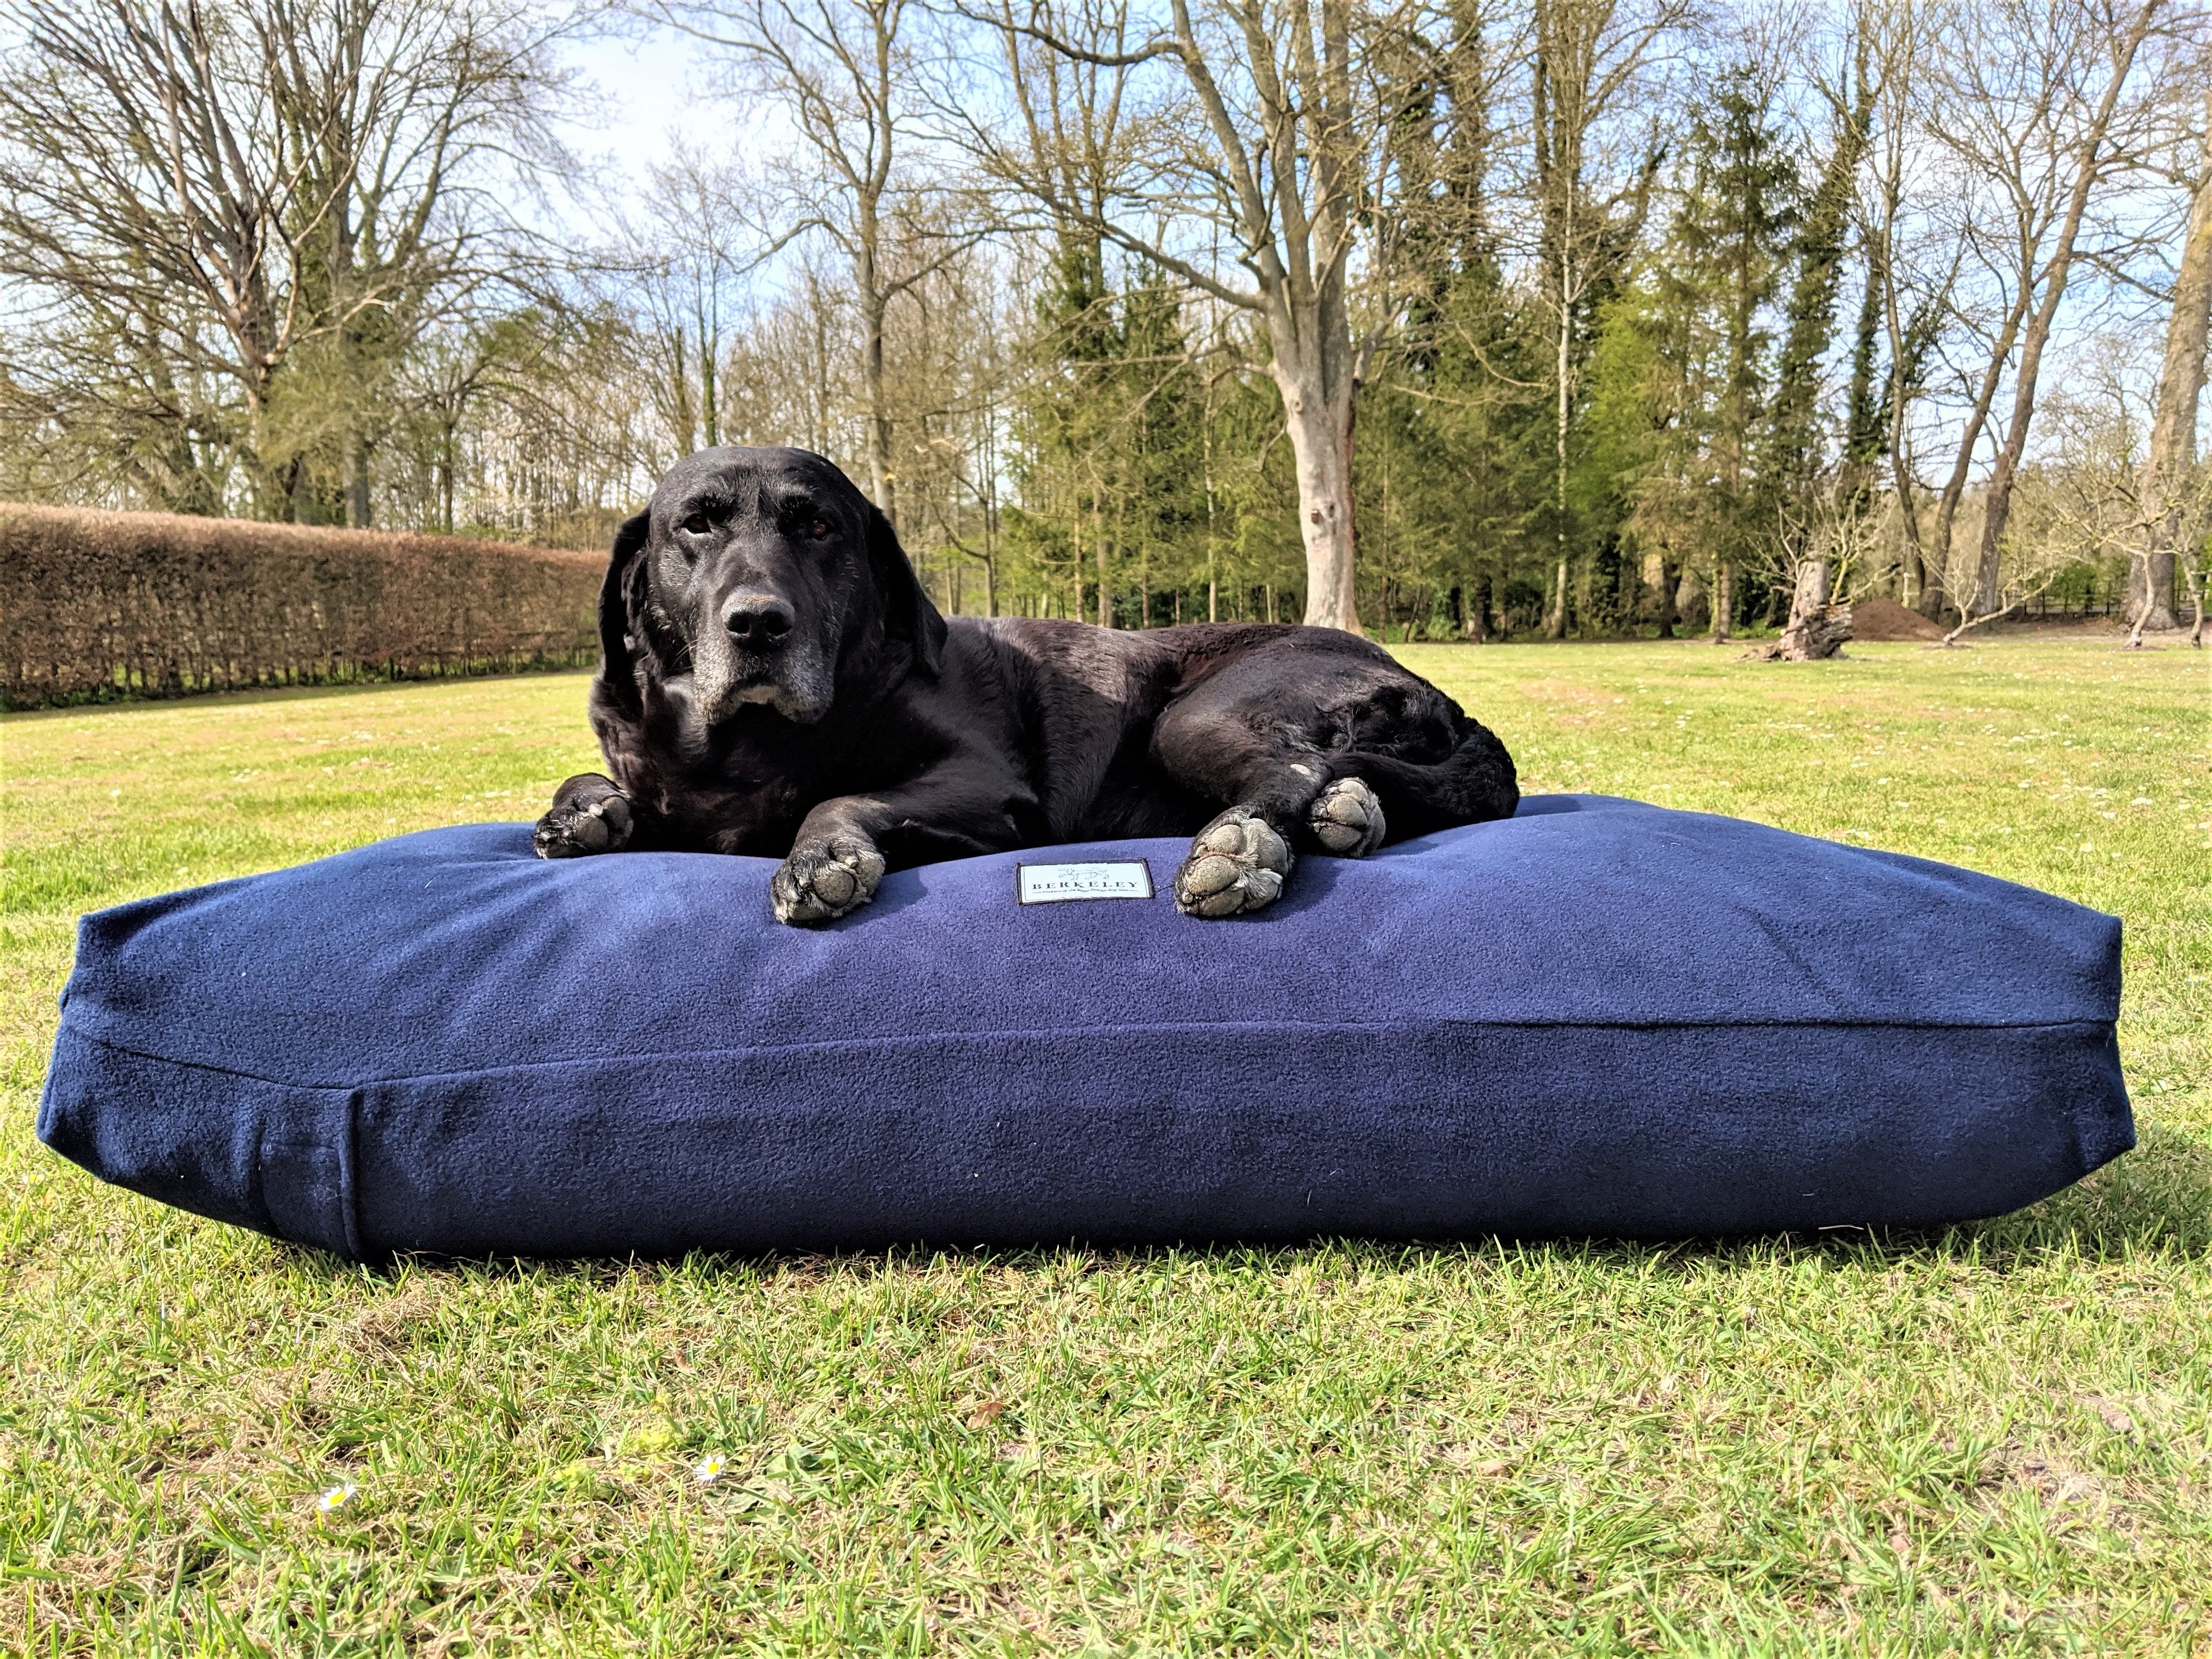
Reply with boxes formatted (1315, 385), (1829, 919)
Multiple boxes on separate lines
(1959, 0), (2162, 614)
(719, 253), (860, 461)
(0, 0), (566, 521)
(975, 0), (1139, 246)
(874, 226), (1016, 611)
(1899, 0), (2162, 618)
(401, 307), (560, 532)
(645, 0), (985, 534)
(613, 140), (757, 462)
(960, 0), (1164, 627)
(1991, 349), (2205, 645)
(1861, 0), (1948, 615)
(2132, 76), (2212, 637)
(450, 306), (669, 541)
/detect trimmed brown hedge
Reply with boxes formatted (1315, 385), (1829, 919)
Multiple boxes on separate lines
(1, 504), (607, 708)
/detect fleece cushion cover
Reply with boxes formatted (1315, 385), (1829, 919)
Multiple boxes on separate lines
(37, 794), (2131, 1260)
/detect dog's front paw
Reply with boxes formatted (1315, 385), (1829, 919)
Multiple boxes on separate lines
(772, 837), (888, 925)
(1308, 776), (1386, 856)
(533, 787), (634, 859)
(1175, 807), (1293, 918)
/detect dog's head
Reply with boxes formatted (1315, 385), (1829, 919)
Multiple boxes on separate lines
(597, 446), (946, 728)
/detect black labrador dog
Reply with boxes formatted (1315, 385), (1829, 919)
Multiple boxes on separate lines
(534, 446), (1519, 922)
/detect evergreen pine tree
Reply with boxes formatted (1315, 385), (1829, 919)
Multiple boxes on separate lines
(1654, 65), (1800, 637)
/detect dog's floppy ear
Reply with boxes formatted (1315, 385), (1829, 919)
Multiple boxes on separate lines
(863, 501), (947, 679)
(596, 510), (652, 713)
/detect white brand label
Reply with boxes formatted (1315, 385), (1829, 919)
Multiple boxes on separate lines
(1016, 860), (1155, 904)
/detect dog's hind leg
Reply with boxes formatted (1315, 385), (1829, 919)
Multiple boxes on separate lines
(533, 773), (636, 858)
(1166, 776), (1385, 918)
(1342, 723), (1519, 838)
(1306, 776), (1388, 855)
(1148, 640), (1514, 917)
(1148, 694), (1356, 919)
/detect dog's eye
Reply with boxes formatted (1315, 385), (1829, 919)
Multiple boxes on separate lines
(681, 512), (711, 535)
(806, 518), (833, 540)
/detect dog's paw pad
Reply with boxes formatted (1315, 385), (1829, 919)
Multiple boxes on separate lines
(533, 791), (634, 859)
(1175, 808), (1292, 918)
(1308, 777), (1385, 856)
(772, 839), (887, 925)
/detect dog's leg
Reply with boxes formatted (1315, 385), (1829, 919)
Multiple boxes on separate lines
(771, 762), (1036, 925)
(1151, 675), (1402, 918)
(1173, 805), (1297, 918)
(1305, 776), (1387, 856)
(533, 773), (636, 859)
(771, 831), (889, 924)
(1149, 720), (1321, 919)
(1170, 773), (1384, 917)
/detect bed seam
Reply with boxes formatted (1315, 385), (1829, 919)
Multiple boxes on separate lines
(55, 1014), (2121, 1096)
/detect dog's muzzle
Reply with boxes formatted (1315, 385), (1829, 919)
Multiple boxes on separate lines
(689, 592), (833, 725)
(721, 591), (794, 646)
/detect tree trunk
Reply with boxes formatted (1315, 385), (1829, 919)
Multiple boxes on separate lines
(441, 418), (456, 533)
(1271, 358), (1359, 633)
(1549, 268), (1572, 643)
(1096, 506), (1111, 628)
(670, 324), (697, 455)
(1904, 541), (1928, 613)
(699, 306), (721, 449)
(1925, 279), (2033, 612)
(1842, 245), (1886, 507)
(1204, 420), (1220, 623)
(1711, 560), (1733, 643)
(1673, 567), (1705, 631)
(2134, 81), (2212, 638)
(1752, 606), (1853, 661)
(1884, 283), (1944, 620)
(343, 436), (371, 530)
(1750, 557), (1852, 660)
(858, 236), (894, 526)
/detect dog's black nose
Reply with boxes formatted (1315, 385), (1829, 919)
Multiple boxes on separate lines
(724, 595), (793, 644)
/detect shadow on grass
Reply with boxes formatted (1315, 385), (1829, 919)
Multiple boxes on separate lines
(274, 1124), (2212, 1290)
(1961, 1122), (2212, 1259)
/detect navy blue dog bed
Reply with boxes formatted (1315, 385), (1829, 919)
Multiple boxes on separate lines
(37, 795), (2130, 1260)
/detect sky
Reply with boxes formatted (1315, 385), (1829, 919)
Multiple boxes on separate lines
(554, 22), (712, 186)
(544, 18), (801, 249)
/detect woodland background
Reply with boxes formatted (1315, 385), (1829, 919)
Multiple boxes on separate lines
(2, 0), (2209, 644)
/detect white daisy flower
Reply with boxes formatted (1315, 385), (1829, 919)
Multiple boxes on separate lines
(317, 1481), (358, 1515)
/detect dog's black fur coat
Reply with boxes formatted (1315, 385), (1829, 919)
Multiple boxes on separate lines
(536, 446), (1519, 922)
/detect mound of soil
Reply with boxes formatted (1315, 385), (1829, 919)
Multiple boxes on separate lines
(1850, 595), (1948, 641)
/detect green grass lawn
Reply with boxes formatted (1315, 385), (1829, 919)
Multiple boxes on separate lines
(2, 634), (2208, 1656)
